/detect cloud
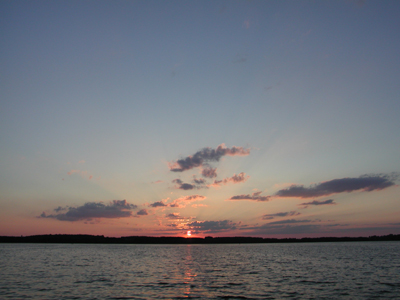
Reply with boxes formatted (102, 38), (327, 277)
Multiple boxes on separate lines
(211, 172), (249, 187)
(169, 195), (206, 208)
(39, 200), (137, 221)
(241, 219), (322, 235)
(137, 209), (148, 216)
(67, 169), (80, 175)
(275, 174), (398, 198)
(228, 191), (270, 202)
(193, 177), (207, 185)
(166, 213), (181, 219)
(299, 199), (336, 207)
(66, 169), (93, 180)
(149, 201), (167, 208)
(202, 167), (217, 178)
(187, 220), (237, 233)
(242, 221), (400, 236)
(262, 211), (300, 220)
(54, 206), (67, 213)
(179, 183), (196, 190)
(267, 219), (314, 225)
(172, 178), (207, 190)
(182, 195), (206, 201)
(191, 203), (208, 208)
(169, 144), (250, 172)
(247, 224), (323, 236)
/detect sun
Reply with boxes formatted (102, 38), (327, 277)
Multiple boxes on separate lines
(186, 231), (191, 237)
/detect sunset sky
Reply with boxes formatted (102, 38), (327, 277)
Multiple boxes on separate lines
(1, 0), (399, 238)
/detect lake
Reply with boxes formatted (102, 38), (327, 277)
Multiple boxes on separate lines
(1, 242), (399, 299)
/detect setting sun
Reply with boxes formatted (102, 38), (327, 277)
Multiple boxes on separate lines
(186, 231), (191, 237)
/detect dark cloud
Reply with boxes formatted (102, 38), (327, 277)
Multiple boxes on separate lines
(275, 174), (397, 198)
(211, 172), (249, 187)
(188, 220), (237, 233)
(149, 201), (167, 208)
(202, 167), (217, 178)
(183, 195), (205, 201)
(172, 178), (183, 184)
(39, 200), (137, 222)
(172, 178), (207, 190)
(54, 206), (67, 213)
(228, 191), (270, 202)
(169, 144), (250, 172)
(179, 183), (196, 190)
(262, 211), (300, 220)
(193, 177), (207, 185)
(137, 209), (148, 216)
(299, 199), (336, 207)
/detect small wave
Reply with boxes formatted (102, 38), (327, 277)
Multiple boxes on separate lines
(380, 282), (400, 287)
(217, 296), (252, 299)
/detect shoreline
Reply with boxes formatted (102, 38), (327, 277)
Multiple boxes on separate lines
(1, 234), (399, 244)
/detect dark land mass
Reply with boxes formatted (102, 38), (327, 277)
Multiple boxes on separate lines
(0, 234), (399, 244)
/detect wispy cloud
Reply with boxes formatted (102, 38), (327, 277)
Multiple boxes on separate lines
(267, 219), (315, 225)
(275, 174), (398, 198)
(169, 144), (250, 173)
(169, 195), (206, 208)
(67, 169), (93, 180)
(67, 169), (80, 175)
(188, 220), (237, 233)
(246, 224), (322, 235)
(299, 199), (336, 208)
(228, 191), (270, 202)
(39, 200), (137, 221)
(211, 172), (249, 187)
(262, 211), (300, 220)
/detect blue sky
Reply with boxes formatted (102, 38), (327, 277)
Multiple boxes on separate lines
(1, 0), (399, 237)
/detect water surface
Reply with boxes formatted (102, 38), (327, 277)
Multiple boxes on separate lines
(1, 242), (399, 299)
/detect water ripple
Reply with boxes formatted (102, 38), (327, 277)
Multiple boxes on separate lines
(0, 242), (399, 299)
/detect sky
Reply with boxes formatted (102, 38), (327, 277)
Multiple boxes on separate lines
(1, 0), (399, 238)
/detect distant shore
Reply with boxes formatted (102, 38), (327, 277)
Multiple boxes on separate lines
(1, 234), (399, 244)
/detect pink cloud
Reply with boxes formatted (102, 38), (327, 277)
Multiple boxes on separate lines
(169, 195), (206, 208)
(67, 169), (80, 175)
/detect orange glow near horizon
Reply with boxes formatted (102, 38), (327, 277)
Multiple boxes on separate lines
(187, 231), (191, 237)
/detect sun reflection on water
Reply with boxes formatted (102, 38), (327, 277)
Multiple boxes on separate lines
(182, 245), (197, 297)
